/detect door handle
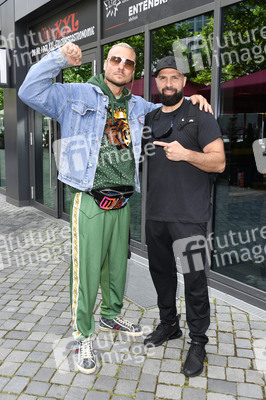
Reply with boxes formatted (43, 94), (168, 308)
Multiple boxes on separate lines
(48, 118), (53, 189)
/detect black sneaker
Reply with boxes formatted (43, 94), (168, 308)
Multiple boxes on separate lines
(99, 316), (143, 336)
(182, 341), (206, 377)
(144, 319), (182, 347)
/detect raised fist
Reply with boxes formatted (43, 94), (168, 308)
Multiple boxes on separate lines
(60, 42), (82, 66)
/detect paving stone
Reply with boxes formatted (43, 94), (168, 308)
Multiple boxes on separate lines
(236, 349), (254, 358)
(5, 350), (30, 363)
(46, 384), (69, 399)
(138, 373), (157, 392)
(228, 356), (251, 369)
(33, 367), (55, 382)
(0, 376), (10, 390)
(207, 354), (227, 367)
(207, 394), (236, 400)
(50, 370), (75, 385)
(226, 367), (245, 382)
(142, 358), (161, 375)
(158, 371), (185, 385)
(114, 379), (138, 396)
(15, 340), (38, 351)
(64, 387), (87, 400)
(208, 379), (237, 395)
(245, 369), (265, 384)
(218, 343), (235, 356)
(3, 376), (30, 394)
(25, 381), (51, 396)
(17, 395), (37, 400)
(156, 384), (182, 399)
(135, 392), (155, 400)
(207, 365), (226, 379)
(0, 394), (18, 400)
(161, 358), (182, 373)
(0, 361), (21, 376)
(16, 362), (42, 377)
(235, 338), (252, 349)
(93, 375), (116, 391)
(118, 365), (141, 380)
(99, 363), (118, 376)
(237, 383), (263, 398)
(85, 392), (111, 400)
(183, 388), (206, 400)
(188, 376), (207, 389)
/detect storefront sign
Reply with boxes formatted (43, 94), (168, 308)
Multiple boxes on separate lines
(29, 0), (97, 62)
(102, 0), (212, 38)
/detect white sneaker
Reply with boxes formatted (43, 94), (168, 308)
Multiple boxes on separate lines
(74, 337), (96, 374)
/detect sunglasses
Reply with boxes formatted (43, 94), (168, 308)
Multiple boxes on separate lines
(150, 108), (175, 140)
(108, 56), (135, 71)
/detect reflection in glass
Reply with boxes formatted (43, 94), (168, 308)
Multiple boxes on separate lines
(62, 63), (93, 214)
(151, 13), (213, 104)
(0, 88), (5, 187)
(213, 1), (266, 292)
(34, 113), (56, 210)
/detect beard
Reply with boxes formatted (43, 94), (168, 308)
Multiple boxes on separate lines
(104, 73), (131, 87)
(158, 88), (183, 106)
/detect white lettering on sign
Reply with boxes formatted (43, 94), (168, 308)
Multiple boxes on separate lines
(129, 0), (168, 16)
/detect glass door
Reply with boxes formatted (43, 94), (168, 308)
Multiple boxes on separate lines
(30, 51), (96, 218)
(33, 112), (59, 217)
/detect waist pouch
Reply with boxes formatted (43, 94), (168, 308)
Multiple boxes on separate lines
(87, 186), (134, 210)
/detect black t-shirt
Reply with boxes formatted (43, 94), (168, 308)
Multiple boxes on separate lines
(145, 99), (222, 223)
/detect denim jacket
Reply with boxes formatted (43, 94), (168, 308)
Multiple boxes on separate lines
(18, 49), (159, 192)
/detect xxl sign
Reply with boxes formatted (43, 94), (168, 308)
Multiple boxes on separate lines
(30, 0), (97, 62)
(102, 0), (213, 38)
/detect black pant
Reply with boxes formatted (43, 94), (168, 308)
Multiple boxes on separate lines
(146, 220), (210, 344)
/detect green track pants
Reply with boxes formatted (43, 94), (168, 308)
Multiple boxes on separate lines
(70, 192), (130, 340)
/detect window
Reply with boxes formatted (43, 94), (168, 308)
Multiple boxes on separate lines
(0, 88), (5, 187)
(213, 0), (266, 292)
(151, 13), (214, 104)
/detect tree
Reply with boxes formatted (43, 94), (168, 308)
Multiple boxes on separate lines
(0, 89), (3, 110)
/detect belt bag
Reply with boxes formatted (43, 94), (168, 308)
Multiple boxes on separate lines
(87, 186), (134, 210)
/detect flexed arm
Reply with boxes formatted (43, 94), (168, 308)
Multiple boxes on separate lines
(18, 42), (82, 120)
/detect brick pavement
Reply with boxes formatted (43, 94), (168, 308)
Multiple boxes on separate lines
(0, 193), (265, 400)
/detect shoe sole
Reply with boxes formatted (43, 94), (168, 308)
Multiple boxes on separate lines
(99, 326), (143, 336)
(76, 363), (97, 374)
(182, 353), (206, 377)
(144, 329), (183, 347)
(183, 364), (204, 377)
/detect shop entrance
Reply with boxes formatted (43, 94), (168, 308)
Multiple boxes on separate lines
(30, 51), (97, 219)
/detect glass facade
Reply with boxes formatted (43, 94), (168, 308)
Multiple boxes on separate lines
(212, 1), (266, 291)
(0, 0), (264, 305)
(151, 13), (213, 104)
(0, 88), (5, 187)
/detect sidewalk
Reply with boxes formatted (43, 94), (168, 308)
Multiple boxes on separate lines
(0, 193), (265, 400)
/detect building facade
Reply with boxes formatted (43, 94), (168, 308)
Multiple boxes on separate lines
(0, 0), (265, 309)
